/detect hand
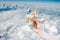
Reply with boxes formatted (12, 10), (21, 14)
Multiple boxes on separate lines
(31, 9), (39, 15)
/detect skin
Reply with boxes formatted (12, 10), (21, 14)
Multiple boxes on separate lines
(26, 9), (46, 40)
(31, 17), (45, 40)
(31, 16), (44, 34)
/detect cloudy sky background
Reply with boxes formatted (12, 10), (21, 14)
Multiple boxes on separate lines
(0, 2), (60, 40)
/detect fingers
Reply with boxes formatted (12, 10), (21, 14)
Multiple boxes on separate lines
(31, 9), (39, 15)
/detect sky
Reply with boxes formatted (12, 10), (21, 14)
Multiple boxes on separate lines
(0, 1), (60, 40)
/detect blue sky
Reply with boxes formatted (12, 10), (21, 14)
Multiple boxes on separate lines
(0, 0), (60, 3)
(0, 0), (60, 2)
